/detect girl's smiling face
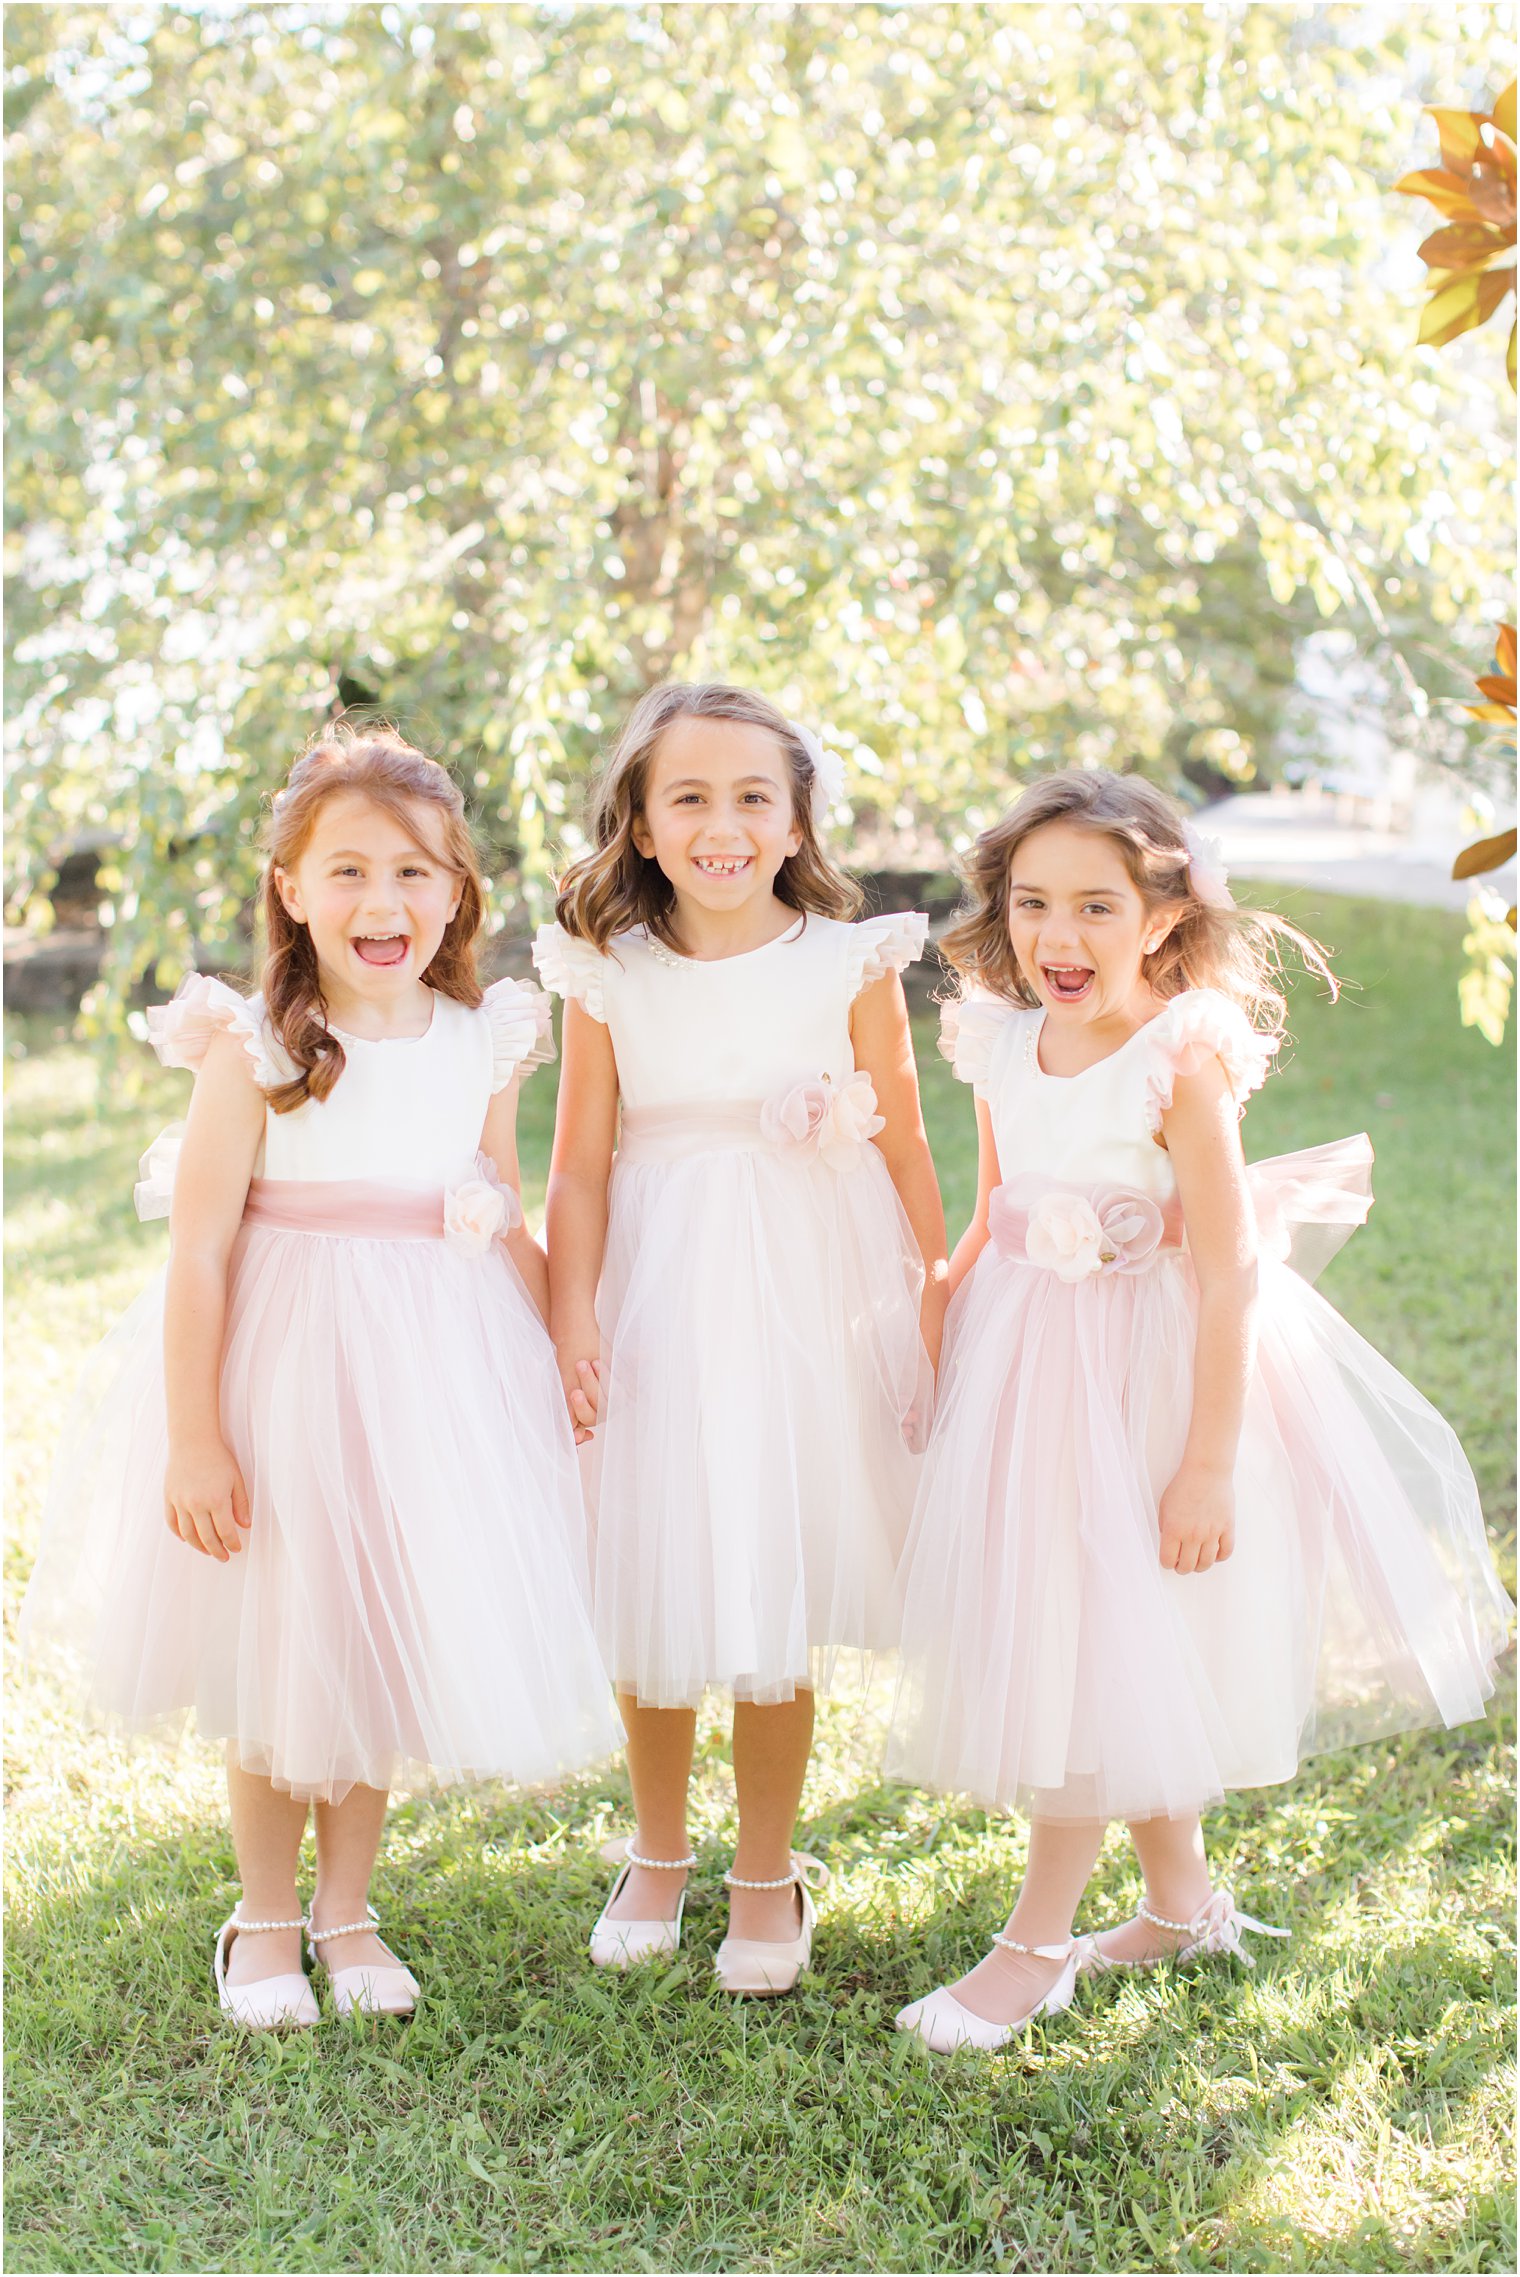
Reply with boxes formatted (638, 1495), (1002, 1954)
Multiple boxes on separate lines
(274, 791), (462, 1006)
(1005, 820), (1177, 1027)
(632, 717), (803, 917)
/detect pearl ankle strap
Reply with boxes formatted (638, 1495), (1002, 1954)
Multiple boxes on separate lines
(626, 1845), (696, 1871)
(306, 1903), (381, 1945)
(991, 1931), (1077, 1962)
(1137, 1900), (1203, 1936)
(230, 1914), (306, 1935)
(724, 1851), (829, 1891)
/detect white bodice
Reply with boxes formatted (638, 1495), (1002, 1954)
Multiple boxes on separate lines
(260, 994), (496, 1185)
(146, 974), (554, 1188)
(942, 989), (1276, 1199)
(535, 912), (927, 1111)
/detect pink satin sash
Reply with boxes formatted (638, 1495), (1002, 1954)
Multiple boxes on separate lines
(987, 1135), (1374, 1287)
(617, 1102), (776, 1164)
(242, 1178), (446, 1241)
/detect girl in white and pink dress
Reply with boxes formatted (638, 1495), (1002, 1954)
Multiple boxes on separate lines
(21, 728), (616, 2031)
(537, 683), (947, 1996)
(889, 769), (1512, 2055)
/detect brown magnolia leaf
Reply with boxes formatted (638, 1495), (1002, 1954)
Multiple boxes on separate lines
(1394, 166), (1482, 219)
(1467, 163), (1518, 224)
(1417, 221), (1513, 268)
(1418, 267), (1514, 346)
(1425, 106), (1486, 172)
(1461, 700), (1520, 724)
(1481, 128), (1519, 192)
(1508, 907), (1517, 931)
(1476, 673), (1519, 704)
(1497, 625), (1517, 679)
(1452, 827), (1518, 879)
(1496, 80), (1518, 142)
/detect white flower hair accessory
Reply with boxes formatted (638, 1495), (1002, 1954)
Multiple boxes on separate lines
(785, 718), (848, 825)
(1184, 824), (1235, 912)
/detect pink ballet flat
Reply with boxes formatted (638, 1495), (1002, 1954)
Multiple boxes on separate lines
(895, 1933), (1084, 2054)
(714, 1853), (829, 1997)
(213, 1911), (320, 2032)
(590, 1837), (693, 1970)
(1078, 1889), (1288, 1975)
(306, 1905), (420, 2017)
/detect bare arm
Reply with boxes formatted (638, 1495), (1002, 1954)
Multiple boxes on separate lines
(544, 998), (619, 1440)
(850, 971), (950, 1367)
(162, 1032), (264, 1560)
(1158, 1057), (1259, 1574)
(948, 1096), (1003, 1298)
(480, 1073), (550, 1323)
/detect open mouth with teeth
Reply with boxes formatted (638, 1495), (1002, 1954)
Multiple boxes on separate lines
(1042, 963), (1096, 1004)
(692, 857), (754, 878)
(352, 934), (411, 968)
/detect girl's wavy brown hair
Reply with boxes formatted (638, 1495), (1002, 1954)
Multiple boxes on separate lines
(940, 769), (1335, 1040)
(555, 682), (862, 949)
(261, 724), (485, 1113)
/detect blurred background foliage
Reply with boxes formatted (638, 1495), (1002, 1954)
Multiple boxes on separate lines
(4, 2), (1515, 1018)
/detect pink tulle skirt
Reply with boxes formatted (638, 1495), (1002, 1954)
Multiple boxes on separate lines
(21, 1183), (618, 1800)
(585, 1112), (932, 1708)
(887, 1145), (1513, 1822)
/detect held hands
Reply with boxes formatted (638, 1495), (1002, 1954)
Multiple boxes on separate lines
(164, 1436), (251, 1561)
(554, 1317), (603, 1445)
(1157, 1461), (1236, 1575)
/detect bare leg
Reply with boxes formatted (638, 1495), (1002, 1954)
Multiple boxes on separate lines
(949, 1816), (1107, 2026)
(729, 1690), (816, 1942)
(308, 1783), (400, 1970)
(1093, 1813), (1214, 1964)
(224, 1756), (310, 1988)
(605, 1694), (697, 1923)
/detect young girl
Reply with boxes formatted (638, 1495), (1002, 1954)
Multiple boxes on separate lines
(21, 727), (617, 2030)
(889, 769), (1513, 2053)
(536, 682), (947, 1995)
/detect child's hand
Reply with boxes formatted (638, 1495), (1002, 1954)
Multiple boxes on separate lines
(1157, 1462), (1235, 1575)
(164, 1437), (250, 1561)
(556, 1343), (602, 1444)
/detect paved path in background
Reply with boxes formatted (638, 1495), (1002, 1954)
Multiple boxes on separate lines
(1203, 792), (1515, 911)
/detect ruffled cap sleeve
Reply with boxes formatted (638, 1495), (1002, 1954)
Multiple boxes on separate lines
(144, 974), (279, 1088)
(1143, 990), (1277, 1133)
(937, 995), (1020, 1093)
(845, 910), (929, 1002)
(483, 976), (556, 1091)
(532, 922), (608, 1024)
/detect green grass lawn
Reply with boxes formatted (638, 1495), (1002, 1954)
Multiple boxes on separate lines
(4, 890), (1514, 2275)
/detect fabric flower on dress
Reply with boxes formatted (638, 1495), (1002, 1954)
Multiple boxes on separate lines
(443, 1165), (524, 1257)
(785, 718), (848, 824)
(761, 1072), (885, 1171)
(999, 1186), (1167, 1281)
(1183, 825), (1235, 912)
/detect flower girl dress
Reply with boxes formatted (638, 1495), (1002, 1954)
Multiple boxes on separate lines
(21, 974), (618, 1800)
(535, 912), (933, 1709)
(888, 989), (1513, 1821)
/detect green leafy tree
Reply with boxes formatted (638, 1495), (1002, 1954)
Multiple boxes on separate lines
(5, 3), (1513, 1021)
